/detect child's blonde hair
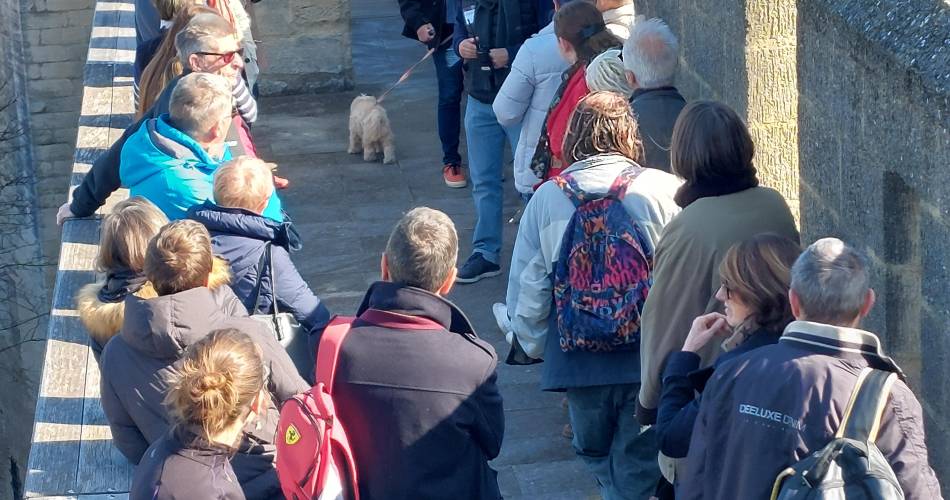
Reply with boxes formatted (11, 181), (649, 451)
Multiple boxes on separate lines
(97, 197), (168, 273)
(164, 329), (265, 444)
(213, 157), (274, 211)
(563, 91), (644, 164)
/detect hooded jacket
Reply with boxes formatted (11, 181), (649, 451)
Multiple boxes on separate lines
(453, 0), (538, 104)
(680, 321), (943, 500)
(76, 256), (231, 362)
(637, 186), (799, 423)
(492, 22), (569, 194)
(187, 201), (331, 338)
(131, 427), (245, 500)
(119, 114), (283, 222)
(602, 3), (636, 41)
(99, 285), (309, 499)
(333, 281), (505, 500)
(505, 154), (682, 390)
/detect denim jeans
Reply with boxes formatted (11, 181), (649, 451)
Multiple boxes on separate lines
(432, 41), (464, 166)
(464, 96), (521, 264)
(566, 384), (661, 500)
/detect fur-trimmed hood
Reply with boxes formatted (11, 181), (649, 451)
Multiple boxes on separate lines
(76, 256), (231, 355)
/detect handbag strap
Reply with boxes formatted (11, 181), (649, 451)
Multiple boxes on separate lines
(315, 316), (356, 395)
(250, 242), (280, 317)
(835, 367), (898, 443)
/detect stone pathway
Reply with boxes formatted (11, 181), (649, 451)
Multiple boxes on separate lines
(252, 0), (600, 497)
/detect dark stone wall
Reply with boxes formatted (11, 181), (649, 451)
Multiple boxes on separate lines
(797, 1), (949, 492)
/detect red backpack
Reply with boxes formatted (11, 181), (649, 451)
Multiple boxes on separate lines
(276, 316), (360, 500)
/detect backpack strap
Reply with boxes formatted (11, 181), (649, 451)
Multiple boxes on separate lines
(607, 165), (646, 200)
(315, 315), (357, 395)
(836, 367), (898, 443)
(250, 241), (272, 314)
(552, 173), (586, 208)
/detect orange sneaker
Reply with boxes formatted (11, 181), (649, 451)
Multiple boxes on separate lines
(442, 164), (467, 188)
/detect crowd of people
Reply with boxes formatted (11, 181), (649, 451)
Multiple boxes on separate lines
(58, 0), (944, 499)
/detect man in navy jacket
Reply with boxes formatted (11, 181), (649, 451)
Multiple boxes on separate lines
(333, 207), (505, 499)
(681, 238), (942, 500)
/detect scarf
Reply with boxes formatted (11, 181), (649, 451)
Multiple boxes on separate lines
(530, 63), (583, 180)
(96, 269), (148, 303)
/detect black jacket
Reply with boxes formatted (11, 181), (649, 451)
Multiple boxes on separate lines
(397, 0), (456, 44)
(99, 285), (309, 499)
(453, 0), (537, 104)
(655, 328), (781, 458)
(333, 282), (505, 500)
(680, 321), (943, 500)
(131, 427), (245, 500)
(70, 74), (183, 217)
(629, 86), (686, 173)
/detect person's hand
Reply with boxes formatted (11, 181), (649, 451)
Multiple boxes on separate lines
(459, 38), (478, 59)
(682, 312), (730, 353)
(416, 23), (435, 43)
(489, 48), (509, 68)
(56, 201), (75, 226)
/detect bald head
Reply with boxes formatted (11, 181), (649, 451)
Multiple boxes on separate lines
(790, 238), (873, 326)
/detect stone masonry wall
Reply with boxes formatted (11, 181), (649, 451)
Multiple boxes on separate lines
(797, 1), (949, 493)
(633, 0), (801, 217)
(19, 0), (94, 278)
(250, 0), (354, 96)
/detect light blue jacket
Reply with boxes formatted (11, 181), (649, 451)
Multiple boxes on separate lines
(119, 114), (283, 221)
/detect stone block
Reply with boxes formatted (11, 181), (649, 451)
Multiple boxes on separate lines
(28, 43), (85, 63)
(27, 78), (76, 97)
(42, 0), (94, 12)
(39, 26), (88, 45)
(32, 142), (73, 163)
(39, 60), (85, 80)
(22, 12), (69, 29)
(291, 0), (346, 27)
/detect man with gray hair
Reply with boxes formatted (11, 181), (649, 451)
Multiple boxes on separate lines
(680, 238), (942, 500)
(118, 72), (283, 221)
(58, 12), (257, 224)
(331, 207), (505, 499)
(621, 18), (686, 172)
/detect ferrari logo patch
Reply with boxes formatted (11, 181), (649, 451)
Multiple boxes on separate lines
(285, 424), (301, 445)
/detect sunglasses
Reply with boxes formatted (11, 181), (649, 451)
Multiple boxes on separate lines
(195, 47), (245, 64)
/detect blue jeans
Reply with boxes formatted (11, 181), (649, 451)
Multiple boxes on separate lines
(464, 96), (520, 264)
(566, 384), (661, 500)
(432, 41), (464, 166)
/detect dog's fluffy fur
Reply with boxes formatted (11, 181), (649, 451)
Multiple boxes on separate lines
(348, 95), (396, 164)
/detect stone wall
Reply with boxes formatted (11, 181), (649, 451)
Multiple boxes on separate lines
(251, 0), (354, 96)
(797, 1), (949, 492)
(19, 0), (94, 278)
(634, 0), (949, 492)
(0, 0), (52, 497)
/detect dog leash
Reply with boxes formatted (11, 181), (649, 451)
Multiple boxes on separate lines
(377, 36), (454, 103)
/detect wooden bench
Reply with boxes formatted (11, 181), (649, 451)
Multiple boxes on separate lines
(25, 1), (136, 497)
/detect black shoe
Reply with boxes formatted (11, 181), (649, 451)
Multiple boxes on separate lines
(456, 253), (501, 284)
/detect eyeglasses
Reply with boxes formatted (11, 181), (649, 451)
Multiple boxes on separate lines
(195, 47), (245, 64)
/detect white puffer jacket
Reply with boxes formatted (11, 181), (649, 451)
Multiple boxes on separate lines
(492, 22), (570, 194)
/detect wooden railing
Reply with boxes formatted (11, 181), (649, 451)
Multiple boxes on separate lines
(24, 1), (135, 498)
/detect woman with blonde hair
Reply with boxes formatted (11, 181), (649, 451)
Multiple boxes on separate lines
(130, 329), (267, 499)
(76, 196), (230, 360)
(502, 91), (682, 499)
(656, 233), (802, 459)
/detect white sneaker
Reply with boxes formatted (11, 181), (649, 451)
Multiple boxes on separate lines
(492, 302), (512, 335)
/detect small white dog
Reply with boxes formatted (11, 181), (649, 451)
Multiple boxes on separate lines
(347, 95), (396, 164)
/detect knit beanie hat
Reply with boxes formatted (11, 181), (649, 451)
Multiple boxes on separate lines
(585, 49), (634, 98)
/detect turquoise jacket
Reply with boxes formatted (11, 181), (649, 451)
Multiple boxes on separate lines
(119, 114), (283, 221)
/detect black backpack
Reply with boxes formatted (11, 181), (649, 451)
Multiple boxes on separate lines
(770, 367), (904, 500)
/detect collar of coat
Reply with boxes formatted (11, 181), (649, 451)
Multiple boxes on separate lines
(780, 320), (905, 378)
(602, 4), (635, 25)
(561, 153), (641, 175)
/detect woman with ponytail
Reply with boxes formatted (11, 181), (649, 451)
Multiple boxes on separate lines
(529, 1), (621, 184)
(131, 329), (267, 500)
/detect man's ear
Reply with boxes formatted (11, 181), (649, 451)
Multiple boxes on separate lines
(858, 288), (876, 321)
(187, 54), (202, 73)
(436, 267), (458, 297)
(380, 253), (390, 281)
(789, 289), (802, 320)
(625, 70), (637, 88)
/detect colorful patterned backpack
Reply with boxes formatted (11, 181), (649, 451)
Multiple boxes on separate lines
(552, 167), (652, 353)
